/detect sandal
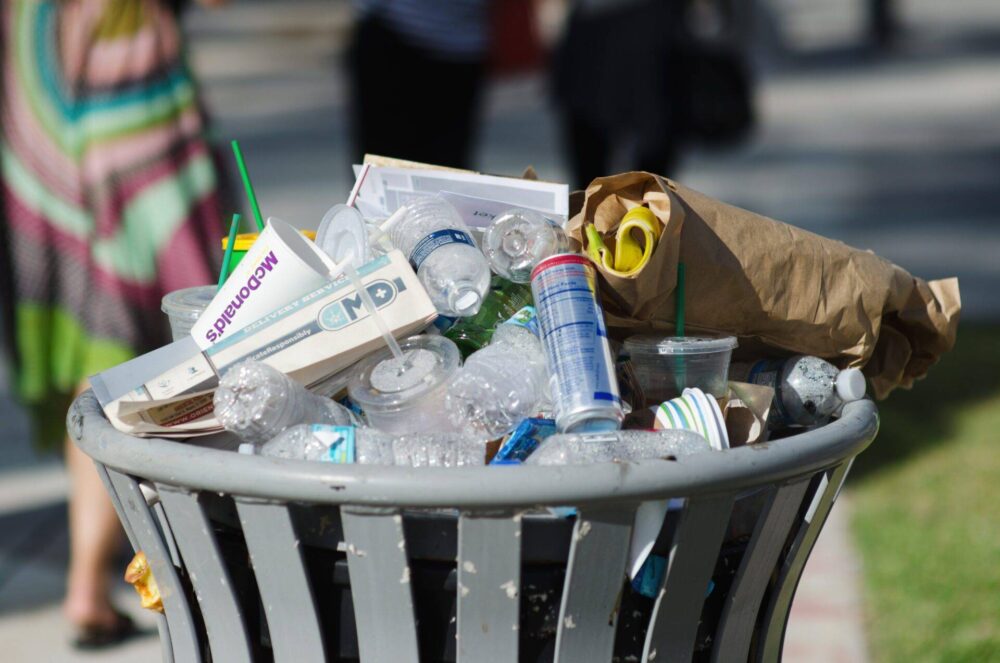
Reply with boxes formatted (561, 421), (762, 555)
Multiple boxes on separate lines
(71, 610), (138, 650)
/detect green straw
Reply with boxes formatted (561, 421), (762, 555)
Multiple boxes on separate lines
(674, 262), (687, 394)
(675, 262), (686, 336)
(218, 213), (241, 290)
(231, 140), (265, 232)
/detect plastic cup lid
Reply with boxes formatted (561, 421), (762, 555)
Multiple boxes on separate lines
(161, 285), (216, 320)
(624, 335), (738, 356)
(348, 335), (460, 410)
(315, 204), (369, 265)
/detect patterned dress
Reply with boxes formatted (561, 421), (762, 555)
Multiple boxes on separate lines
(1, 0), (225, 443)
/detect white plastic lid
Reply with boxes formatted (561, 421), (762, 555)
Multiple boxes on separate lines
(315, 204), (370, 265)
(348, 335), (460, 412)
(624, 335), (738, 356)
(835, 368), (866, 402)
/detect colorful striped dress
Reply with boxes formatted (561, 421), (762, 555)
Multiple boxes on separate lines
(1, 0), (226, 443)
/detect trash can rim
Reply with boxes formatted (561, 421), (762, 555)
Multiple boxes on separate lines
(70, 391), (877, 508)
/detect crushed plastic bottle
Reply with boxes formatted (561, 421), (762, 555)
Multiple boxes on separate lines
(525, 429), (711, 465)
(445, 306), (548, 438)
(386, 196), (491, 317)
(729, 356), (867, 427)
(260, 424), (488, 467)
(482, 208), (569, 283)
(213, 360), (358, 446)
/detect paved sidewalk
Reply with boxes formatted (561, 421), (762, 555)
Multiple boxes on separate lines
(785, 495), (869, 663)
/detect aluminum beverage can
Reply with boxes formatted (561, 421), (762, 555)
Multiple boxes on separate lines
(530, 254), (623, 433)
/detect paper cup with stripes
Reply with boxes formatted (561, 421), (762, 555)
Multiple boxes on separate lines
(654, 387), (729, 451)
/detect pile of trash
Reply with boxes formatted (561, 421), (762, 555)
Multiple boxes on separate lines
(90, 157), (960, 470)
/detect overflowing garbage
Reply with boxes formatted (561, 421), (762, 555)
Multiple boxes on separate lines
(89, 155), (959, 470)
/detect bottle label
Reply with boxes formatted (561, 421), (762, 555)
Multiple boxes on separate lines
(309, 424), (356, 463)
(501, 305), (540, 338)
(409, 229), (476, 270)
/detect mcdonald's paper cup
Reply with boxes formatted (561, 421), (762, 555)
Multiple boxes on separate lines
(191, 218), (335, 349)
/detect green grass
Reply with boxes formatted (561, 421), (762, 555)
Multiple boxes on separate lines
(850, 325), (1000, 663)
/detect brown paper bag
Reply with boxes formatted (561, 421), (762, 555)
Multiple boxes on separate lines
(567, 172), (961, 399)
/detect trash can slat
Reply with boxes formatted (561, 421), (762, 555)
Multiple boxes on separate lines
(756, 461), (851, 661)
(712, 479), (811, 663)
(457, 511), (522, 662)
(642, 494), (734, 663)
(236, 501), (326, 661)
(106, 468), (203, 663)
(554, 504), (637, 663)
(158, 488), (254, 663)
(341, 507), (420, 663)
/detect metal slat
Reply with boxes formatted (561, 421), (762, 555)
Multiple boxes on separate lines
(236, 500), (326, 661)
(756, 463), (851, 662)
(98, 463), (174, 663)
(158, 488), (254, 663)
(642, 494), (734, 663)
(555, 504), (637, 663)
(340, 507), (420, 663)
(457, 512), (522, 662)
(106, 469), (202, 663)
(711, 480), (810, 662)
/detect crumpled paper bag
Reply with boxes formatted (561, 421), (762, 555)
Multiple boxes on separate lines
(567, 172), (961, 399)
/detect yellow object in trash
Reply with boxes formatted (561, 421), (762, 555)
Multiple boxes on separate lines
(585, 206), (661, 276)
(124, 551), (164, 613)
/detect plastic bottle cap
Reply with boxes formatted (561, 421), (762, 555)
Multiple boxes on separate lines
(835, 368), (866, 402)
(453, 290), (482, 316)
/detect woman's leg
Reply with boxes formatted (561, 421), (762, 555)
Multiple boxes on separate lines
(63, 383), (123, 629)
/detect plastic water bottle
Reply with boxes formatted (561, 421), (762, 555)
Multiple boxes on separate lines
(387, 196), (491, 317)
(525, 429), (711, 465)
(729, 356), (867, 427)
(445, 306), (548, 438)
(482, 208), (569, 283)
(260, 424), (487, 467)
(213, 360), (358, 446)
(444, 276), (533, 357)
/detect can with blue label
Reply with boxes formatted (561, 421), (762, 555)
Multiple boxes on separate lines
(530, 254), (623, 433)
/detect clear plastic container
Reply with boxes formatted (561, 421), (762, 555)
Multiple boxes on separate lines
(624, 335), (738, 404)
(161, 285), (216, 341)
(482, 208), (569, 283)
(348, 335), (462, 434)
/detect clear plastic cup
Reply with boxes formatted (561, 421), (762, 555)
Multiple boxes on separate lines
(624, 335), (737, 403)
(161, 286), (216, 342)
(348, 335), (462, 434)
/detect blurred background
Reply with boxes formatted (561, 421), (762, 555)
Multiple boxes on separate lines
(0, 0), (997, 660)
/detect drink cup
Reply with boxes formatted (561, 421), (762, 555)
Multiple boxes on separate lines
(348, 335), (462, 434)
(161, 285), (216, 342)
(654, 387), (729, 450)
(624, 335), (737, 403)
(221, 230), (317, 276)
(192, 218), (335, 349)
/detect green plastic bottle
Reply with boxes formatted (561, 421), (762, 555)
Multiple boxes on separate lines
(445, 277), (533, 358)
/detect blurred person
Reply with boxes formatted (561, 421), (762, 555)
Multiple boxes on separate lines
(0, 0), (228, 649)
(346, 0), (492, 169)
(552, 0), (686, 188)
(552, 0), (754, 188)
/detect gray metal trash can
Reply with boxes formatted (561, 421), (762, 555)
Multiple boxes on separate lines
(69, 391), (877, 663)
